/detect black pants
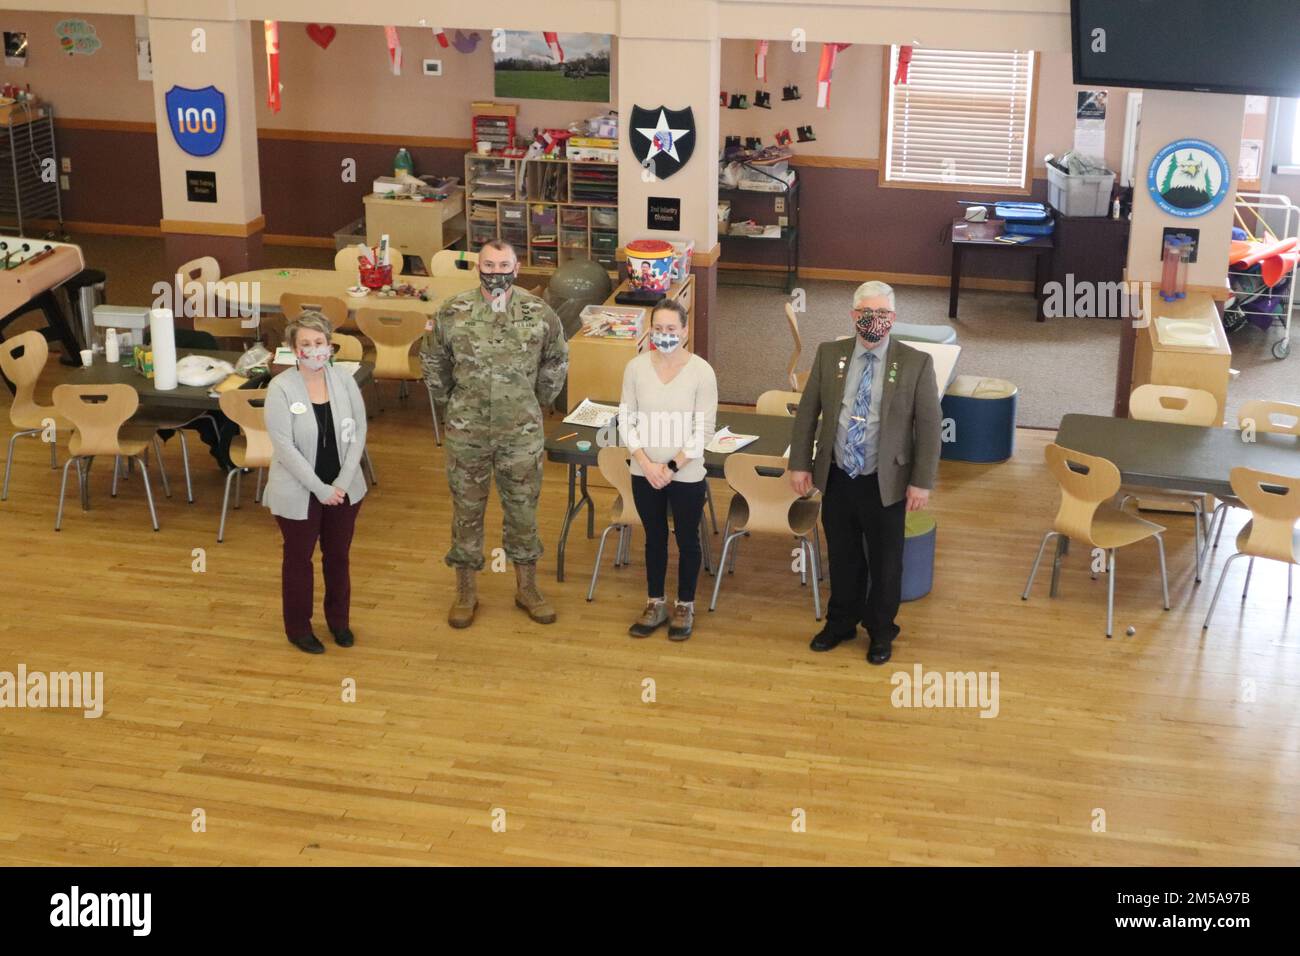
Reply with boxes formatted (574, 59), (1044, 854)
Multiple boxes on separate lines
(822, 465), (906, 643)
(631, 475), (707, 602)
(158, 410), (239, 472)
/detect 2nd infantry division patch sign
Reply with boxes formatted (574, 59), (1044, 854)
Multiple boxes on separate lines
(630, 105), (695, 179)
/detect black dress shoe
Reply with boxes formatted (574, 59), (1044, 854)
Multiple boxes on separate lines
(288, 632), (325, 654)
(810, 624), (857, 652)
(867, 641), (892, 665)
(330, 627), (355, 648)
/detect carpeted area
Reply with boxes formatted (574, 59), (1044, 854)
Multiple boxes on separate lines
(710, 276), (1296, 428)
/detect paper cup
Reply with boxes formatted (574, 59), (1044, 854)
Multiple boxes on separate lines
(477, 141), (492, 156)
(79, 349), (93, 366)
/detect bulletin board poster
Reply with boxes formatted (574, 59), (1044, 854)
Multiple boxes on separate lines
(54, 19), (101, 56)
(493, 32), (611, 103)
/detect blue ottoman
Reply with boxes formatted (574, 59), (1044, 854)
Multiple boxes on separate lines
(901, 511), (936, 602)
(940, 375), (1018, 463)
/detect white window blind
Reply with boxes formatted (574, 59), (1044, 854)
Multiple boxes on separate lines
(885, 45), (1035, 189)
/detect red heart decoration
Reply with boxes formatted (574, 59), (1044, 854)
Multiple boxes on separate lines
(306, 24), (336, 50)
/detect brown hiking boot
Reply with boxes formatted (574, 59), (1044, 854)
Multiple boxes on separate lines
(668, 601), (695, 641)
(629, 599), (669, 638)
(514, 562), (556, 624)
(448, 566), (477, 628)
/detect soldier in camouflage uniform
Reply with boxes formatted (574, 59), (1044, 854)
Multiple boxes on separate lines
(421, 239), (569, 627)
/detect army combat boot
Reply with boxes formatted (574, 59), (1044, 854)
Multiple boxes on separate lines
(449, 566), (477, 628)
(514, 562), (557, 624)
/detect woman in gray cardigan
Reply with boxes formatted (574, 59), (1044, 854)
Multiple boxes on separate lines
(263, 311), (369, 654)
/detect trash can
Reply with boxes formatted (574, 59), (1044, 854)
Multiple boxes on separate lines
(901, 510), (936, 602)
(940, 375), (1018, 463)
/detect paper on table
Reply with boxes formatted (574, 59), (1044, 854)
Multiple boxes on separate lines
(562, 398), (620, 428)
(273, 347), (296, 366)
(707, 426), (759, 454)
(332, 361), (362, 377)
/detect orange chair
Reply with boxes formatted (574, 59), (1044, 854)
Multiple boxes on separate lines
(1203, 467), (1300, 630)
(709, 453), (824, 619)
(1022, 444), (1170, 637)
(1, 331), (69, 500)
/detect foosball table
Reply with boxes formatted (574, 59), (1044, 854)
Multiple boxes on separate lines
(0, 235), (88, 388)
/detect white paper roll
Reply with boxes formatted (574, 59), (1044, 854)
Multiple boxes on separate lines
(149, 308), (178, 390)
(104, 328), (119, 364)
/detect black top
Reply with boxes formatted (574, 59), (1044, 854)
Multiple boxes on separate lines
(313, 400), (341, 486)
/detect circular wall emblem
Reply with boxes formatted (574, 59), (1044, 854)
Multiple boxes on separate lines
(1146, 138), (1230, 218)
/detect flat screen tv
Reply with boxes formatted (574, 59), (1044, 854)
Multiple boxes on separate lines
(1072, 0), (1300, 97)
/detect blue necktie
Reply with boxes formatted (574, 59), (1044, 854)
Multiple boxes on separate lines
(841, 352), (875, 478)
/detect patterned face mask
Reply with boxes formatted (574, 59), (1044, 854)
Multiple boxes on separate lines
(480, 271), (514, 295)
(297, 344), (331, 371)
(853, 307), (894, 343)
(650, 331), (681, 354)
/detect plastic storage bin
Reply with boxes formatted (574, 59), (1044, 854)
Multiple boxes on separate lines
(1047, 164), (1115, 217)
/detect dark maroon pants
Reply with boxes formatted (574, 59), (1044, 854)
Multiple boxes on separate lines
(274, 495), (362, 638)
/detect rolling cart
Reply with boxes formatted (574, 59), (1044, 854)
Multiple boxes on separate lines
(1226, 192), (1295, 360)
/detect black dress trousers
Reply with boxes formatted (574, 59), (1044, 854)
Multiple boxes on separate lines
(821, 462), (907, 643)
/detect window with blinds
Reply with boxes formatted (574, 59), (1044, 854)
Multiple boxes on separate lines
(884, 45), (1036, 190)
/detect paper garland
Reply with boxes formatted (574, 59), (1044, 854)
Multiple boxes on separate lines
(431, 27), (448, 48)
(894, 44), (913, 85)
(755, 40), (769, 81)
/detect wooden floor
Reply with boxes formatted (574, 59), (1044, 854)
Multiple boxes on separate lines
(1, 362), (1298, 866)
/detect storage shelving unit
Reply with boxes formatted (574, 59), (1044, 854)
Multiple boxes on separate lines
(464, 152), (618, 275)
(718, 164), (800, 293)
(0, 105), (63, 235)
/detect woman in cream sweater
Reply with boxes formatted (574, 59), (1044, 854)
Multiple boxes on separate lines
(618, 298), (717, 640)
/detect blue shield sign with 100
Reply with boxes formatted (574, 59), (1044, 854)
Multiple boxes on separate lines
(165, 85), (227, 158)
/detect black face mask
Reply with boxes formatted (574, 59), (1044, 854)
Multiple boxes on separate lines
(480, 271), (514, 295)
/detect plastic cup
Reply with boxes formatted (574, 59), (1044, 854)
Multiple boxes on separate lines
(79, 349), (93, 366)
(575, 440), (592, 452)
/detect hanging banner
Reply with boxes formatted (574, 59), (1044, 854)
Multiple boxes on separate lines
(264, 21), (281, 113)
(543, 32), (564, 64)
(431, 28), (449, 48)
(755, 40), (769, 82)
(385, 26), (402, 75)
(816, 43), (851, 108)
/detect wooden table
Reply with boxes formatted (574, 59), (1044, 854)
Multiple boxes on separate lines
(216, 268), (479, 318)
(544, 408), (796, 581)
(76, 349), (374, 411)
(949, 218), (1054, 322)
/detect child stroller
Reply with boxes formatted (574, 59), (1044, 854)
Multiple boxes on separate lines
(1225, 193), (1296, 360)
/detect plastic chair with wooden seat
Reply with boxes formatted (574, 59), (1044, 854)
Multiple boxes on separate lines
(1204, 400), (1300, 567)
(429, 249), (478, 276)
(1203, 466), (1300, 630)
(216, 388), (273, 542)
(355, 307), (442, 444)
(710, 453), (824, 619)
(280, 293), (351, 334)
(1022, 443), (1170, 637)
(1, 331), (69, 500)
(756, 389), (803, 418)
(1120, 384), (1219, 582)
(51, 384), (163, 531)
(784, 302), (809, 392)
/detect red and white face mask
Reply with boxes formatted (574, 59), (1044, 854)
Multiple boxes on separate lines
(297, 344), (330, 371)
(853, 307), (894, 343)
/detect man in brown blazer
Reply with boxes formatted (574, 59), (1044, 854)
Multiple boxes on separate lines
(788, 281), (942, 664)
